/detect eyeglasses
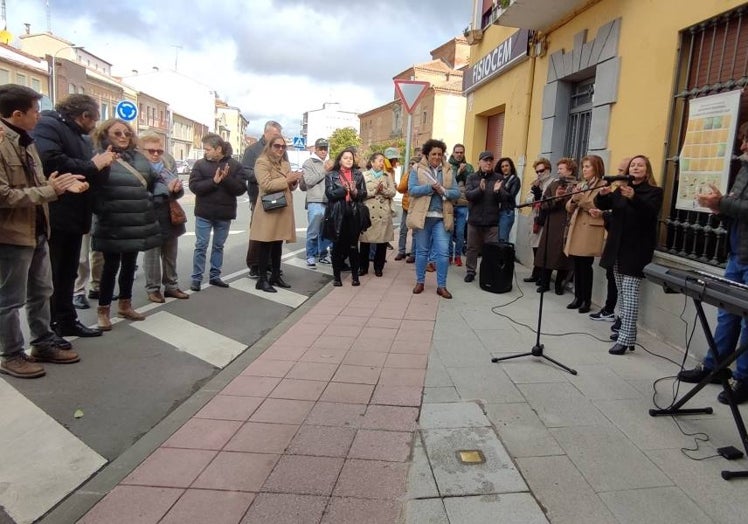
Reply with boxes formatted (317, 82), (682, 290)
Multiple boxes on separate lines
(272, 143), (287, 150)
(146, 148), (164, 155)
(535, 169), (546, 174)
(112, 130), (133, 138)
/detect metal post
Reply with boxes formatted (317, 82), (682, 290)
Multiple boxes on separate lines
(404, 112), (413, 172)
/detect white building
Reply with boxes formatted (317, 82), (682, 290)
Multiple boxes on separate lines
(302, 102), (359, 145)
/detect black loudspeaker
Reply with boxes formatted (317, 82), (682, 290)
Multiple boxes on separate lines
(479, 242), (514, 293)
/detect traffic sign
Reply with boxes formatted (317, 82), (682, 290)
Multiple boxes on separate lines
(115, 100), (138, 121)
(292, 136), (306, 149)
(393, 79), (430, 114)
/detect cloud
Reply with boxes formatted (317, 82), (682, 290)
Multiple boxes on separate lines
(8, 0), (470, 136)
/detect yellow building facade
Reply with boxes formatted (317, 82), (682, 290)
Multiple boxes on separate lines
(465, 0), (748, 349)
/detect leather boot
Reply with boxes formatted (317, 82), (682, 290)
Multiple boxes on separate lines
(97, 306), (112, 331)
(256, 277), (277, 293)
(270, 272), (291, 289)
(117, 299), (145, 321)
(566, 298), (582, 309)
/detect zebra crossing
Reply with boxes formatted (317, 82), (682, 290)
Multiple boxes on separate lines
(0, 251), (331, 524)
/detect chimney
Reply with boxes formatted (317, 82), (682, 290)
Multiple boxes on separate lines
(24, 23), (30, 34)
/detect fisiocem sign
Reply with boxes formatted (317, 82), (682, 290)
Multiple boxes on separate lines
(463, 29), (530, 94)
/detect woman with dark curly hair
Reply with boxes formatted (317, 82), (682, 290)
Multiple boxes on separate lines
(323, 147), (367, 286)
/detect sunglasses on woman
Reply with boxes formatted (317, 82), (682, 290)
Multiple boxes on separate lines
(112, 130), (133, 138)
(145, 148), (164, 155)
(272, 143), (287, 150)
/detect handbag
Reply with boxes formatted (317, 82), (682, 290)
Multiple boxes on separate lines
(169, 199), (187, 225)
(261, 191), (287, 211)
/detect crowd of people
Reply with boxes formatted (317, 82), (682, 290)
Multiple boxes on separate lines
(3, 84), (746, 406)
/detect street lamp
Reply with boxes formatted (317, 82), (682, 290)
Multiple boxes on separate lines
(51, 45), (83, 104)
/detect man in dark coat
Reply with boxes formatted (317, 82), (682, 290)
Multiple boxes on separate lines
(679, 123), (748, 404)
(32, 94), (117, 338)
(463, 151), (501, 283)
(242, 120), (282, 277)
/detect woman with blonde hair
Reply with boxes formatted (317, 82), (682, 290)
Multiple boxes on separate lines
(90, 119), (161, 330)
(564, 155), (606, 313)
(595, 155), (663, 355)
(250, 136), (299, 292)
(359, 152), (396, 277)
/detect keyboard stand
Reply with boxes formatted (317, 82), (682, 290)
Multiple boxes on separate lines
(649, 298), (748, 480)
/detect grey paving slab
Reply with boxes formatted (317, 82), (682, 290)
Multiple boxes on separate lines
(646, 448), (748, 524)
(551, 425), (673, 492)
(447, 366), (524, 404)
(403, 498), (449, 524)
(498, 360), (572, 384)
(443, 493), (548, 524)
(483, 403), (564, 458)
(423, 365), (453, 388)
(594, 398), (706, 451)
(432, 346), (491, 368)
(518, 382), (611, 427)
(421, 427), (527, 497)
(568, 365), (644, 400)
(406, 434), (439, 500)
(516, 455), (618, 524)
(423, 387), (461, 403)
(599, 486), (714, 524)
(419, 402), (490, 429)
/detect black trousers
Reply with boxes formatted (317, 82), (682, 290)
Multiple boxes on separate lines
(48, 230), (83, 326)
(604, 265), (618, 311)
(257, 240), (282, 278)
(332, 217), (359, 280)
(571, 255), (594, 303)
(100, 252), (138, 306)
(538, 268), (569, 292)
(359, 242), (386, 273)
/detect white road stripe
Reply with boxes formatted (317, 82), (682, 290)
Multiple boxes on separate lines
(230, 278), (308, 308)
(0, 380), (106, 524)
(131, 311), (247, 368)
(284, 255), (334, 275)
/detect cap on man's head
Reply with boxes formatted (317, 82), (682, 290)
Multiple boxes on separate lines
(314, 138), (329, 149)
(384, 147), (400, 160)
(479, 151), (494, 161)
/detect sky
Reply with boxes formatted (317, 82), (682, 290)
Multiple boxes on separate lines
(6, 0), (472, 137)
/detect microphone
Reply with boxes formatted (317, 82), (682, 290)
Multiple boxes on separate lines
(602, 174), (634, 184)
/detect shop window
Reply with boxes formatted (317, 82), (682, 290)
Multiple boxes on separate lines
(662, 6), (748, 267)
(564, 78), (595, 166)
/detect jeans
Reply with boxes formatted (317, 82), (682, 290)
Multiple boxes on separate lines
(192, 217), (231, 283)
(100, 251), (138, 305)
(306, 203), (331, 259)
(498, 209), (516, 242)
(704, 254), (748, 380)
(414, 217), (450, 288)
(0, 237), (55, 358)
(398, 209), (409, 255)
(450, 206), (468, 258)
(48, 230), (83, 326)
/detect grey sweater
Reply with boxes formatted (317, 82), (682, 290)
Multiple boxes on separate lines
(302, 155), (328, 204)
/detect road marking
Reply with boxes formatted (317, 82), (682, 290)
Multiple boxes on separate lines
(284, 255), (334, 275)
(230, 278), (308, 308)
(0, 380), (106, 524)
(131, 311), (247, 368)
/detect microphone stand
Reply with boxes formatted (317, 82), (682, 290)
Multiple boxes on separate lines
(490, 181), (607, 375)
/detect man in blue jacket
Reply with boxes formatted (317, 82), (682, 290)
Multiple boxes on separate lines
(678, 122), (748, 404)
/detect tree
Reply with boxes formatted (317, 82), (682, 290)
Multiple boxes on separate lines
(361, 138), (406, 166)
(328, 127), (362, 164)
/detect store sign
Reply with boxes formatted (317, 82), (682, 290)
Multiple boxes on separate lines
(463, 29), (530, 94)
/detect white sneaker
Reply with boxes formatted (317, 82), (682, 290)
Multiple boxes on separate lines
(306, 257), (317, 268)
(318, 255), (331, 264)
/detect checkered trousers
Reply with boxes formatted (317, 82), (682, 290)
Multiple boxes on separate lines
(613, 264), (641, 346)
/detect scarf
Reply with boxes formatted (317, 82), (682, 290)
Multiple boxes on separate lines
(371, 169), (384, 179)
(340, 167), (353, 202)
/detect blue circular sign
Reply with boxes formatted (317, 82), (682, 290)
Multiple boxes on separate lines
(115, 100), (138, 121)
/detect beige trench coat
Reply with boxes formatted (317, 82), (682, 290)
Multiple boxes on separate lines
(359, 170), (396, 243)
(564, 177), (605, 257)
(249, 156), (297, 243)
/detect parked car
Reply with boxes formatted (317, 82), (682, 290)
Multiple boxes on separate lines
(175, 160), (191, 174)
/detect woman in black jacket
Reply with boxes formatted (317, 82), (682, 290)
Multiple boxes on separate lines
(323, 147), (367, 286)
(495, 157), (521, 242)
(188, 134), (246, 291)
(595, 155), (663, 355)
(90, 119), (162, 330)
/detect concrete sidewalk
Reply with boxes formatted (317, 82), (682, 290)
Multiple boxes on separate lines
(74, 249), (748, 523)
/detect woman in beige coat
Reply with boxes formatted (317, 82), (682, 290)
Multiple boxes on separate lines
(564, 155), (606, 313)
(359, 152), (396, 276)
(250, 136), (299, 293)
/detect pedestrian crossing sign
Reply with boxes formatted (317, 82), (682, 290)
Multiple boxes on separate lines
(292, 136), (306, 149)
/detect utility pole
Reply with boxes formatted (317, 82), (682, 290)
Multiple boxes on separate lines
(171, 45), (182, 71)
